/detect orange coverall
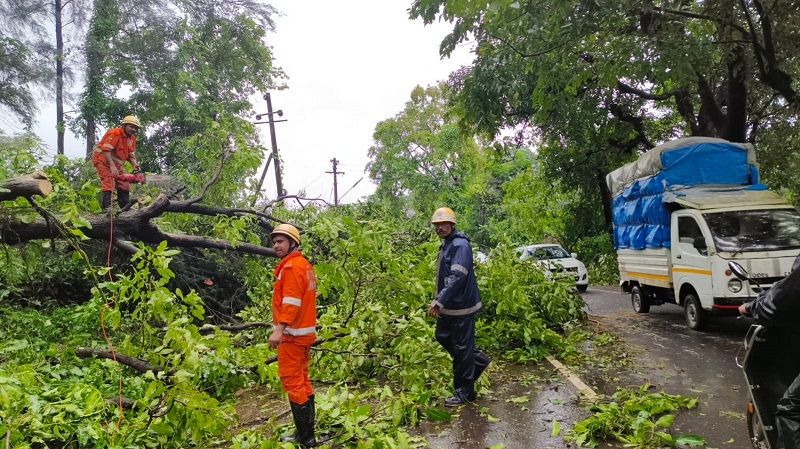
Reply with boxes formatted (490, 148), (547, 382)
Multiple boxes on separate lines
(92, 127), (137, 192)
(273, 251), (317, 404)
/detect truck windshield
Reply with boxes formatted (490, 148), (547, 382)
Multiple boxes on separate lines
(704, 209), (800, 252)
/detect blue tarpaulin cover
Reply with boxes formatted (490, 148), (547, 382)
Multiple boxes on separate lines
(609, 139), (760, 250)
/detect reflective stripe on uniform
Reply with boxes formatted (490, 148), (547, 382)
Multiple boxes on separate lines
(440, 301), (482, 316)
(284, 326), (316, 336)
(451, 264), (469, 275)
(283, 297), (302, 307)
(93, 147), (125, 164)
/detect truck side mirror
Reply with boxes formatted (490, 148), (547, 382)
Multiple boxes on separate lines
(728, 261), (749, 281)
(692, 236), (707, 251)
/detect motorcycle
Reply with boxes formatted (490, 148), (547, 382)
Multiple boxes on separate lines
(729, 261), (800, 449)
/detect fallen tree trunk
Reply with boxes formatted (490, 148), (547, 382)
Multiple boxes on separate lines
(0, 194), (278, 258)
(0, 171), (52, 201)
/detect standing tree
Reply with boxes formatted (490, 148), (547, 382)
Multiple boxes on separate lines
(367, 84), (539, 247)
(0, 0), (90, 154)
(0, 36), (50, 128)
(411, 0), (800, 226)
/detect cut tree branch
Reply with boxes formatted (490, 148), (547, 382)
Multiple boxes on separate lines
(75, 347), (172, 375)
(198, 322), (273, 335)
(0, 171), (52, 201)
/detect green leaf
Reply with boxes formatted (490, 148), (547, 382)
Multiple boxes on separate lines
(674, 434), (706, 446)
(655, 414), (675, 427)
(425, 408), (453, 422)
(551, 419), (561, 436)
(150, 421), (173, 435)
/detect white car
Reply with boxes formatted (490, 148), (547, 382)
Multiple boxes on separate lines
(516, 244), (589, 292)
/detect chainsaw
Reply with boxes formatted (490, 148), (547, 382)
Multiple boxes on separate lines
(115, 172), (173, 184)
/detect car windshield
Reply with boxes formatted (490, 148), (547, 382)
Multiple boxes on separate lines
(529, 246), (571, 260)
(704, 209), (800, 252)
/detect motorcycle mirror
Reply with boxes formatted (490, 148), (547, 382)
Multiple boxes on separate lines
(728, 261), (749, 281)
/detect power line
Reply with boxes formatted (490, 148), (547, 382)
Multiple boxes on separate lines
(338, 177), (364, 203)
(300, 171), (327, 192)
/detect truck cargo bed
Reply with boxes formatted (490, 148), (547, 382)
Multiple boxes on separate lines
(618, 248), (673, 289)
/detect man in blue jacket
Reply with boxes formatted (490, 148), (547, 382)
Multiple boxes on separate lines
(428, 207), (491, 407)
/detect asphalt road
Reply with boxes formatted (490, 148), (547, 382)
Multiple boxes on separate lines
(415, 287), (757, 449)
(584, 286), (754, 449)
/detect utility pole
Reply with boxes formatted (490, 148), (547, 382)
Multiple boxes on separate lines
(327, 158), (344, 206)
(252, 93), (287, 207)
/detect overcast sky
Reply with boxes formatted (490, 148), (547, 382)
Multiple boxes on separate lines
(258, 0), (473, 204)
(19, 0), (473, 205)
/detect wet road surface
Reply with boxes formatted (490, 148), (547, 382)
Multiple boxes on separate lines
(412, 363), (596, 449)
(413, 286), (756, 449)
(584, 286), (752, 449)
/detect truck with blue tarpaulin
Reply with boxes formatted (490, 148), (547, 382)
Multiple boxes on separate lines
(607, 137), (800, 330)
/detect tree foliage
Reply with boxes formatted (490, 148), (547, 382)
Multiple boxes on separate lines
(411, 0), (800, 226)
(0, 37), (51, 128)
(0, 197), (587, 447)
(367, 84), (544, 249)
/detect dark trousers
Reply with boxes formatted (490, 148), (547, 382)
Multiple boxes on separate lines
(435, 314), (490, 399)
(776, 372), (800, 449)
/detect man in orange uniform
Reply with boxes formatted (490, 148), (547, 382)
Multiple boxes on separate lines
(92, 115), (141, 212)
(269, 223), (317, 447)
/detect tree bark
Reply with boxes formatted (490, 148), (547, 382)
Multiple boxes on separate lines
(0, 193), (279, 257)
(75, 347), (170, 374)
(595, 168), (614, 234)
(198, 322), (273, 335)
(0, 171), (53, 201)
(86, 120), (97, 160)
(724, 45), (748, 142)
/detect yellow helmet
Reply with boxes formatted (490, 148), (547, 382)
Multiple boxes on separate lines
(270, 223), (301, 245)
(431, 207), (457, 224)
(121, 115), (141, 128)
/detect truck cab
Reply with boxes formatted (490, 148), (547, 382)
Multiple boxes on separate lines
(667, 198), (800, 329)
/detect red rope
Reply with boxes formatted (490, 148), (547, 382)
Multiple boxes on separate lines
(100, 187), (124, 434)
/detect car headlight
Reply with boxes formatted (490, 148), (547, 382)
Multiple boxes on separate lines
(728, 279), (743, 293)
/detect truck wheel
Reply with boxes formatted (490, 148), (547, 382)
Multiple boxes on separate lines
(631, 286), (650, 313)
(684, 292), (708, 331)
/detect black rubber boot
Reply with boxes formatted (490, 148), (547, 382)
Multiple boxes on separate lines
(100, 191), (112, 213)
(281, 397), (316, 447)
(474, 351), (491, 381)
(117, 190), (130, 209)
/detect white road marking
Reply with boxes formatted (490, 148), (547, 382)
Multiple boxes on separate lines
(545, 355), (599, 400)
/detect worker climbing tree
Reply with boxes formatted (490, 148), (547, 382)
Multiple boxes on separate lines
(92, 115), (141, 213)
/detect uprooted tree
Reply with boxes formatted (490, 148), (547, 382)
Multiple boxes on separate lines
(1, 174), (280, 257)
